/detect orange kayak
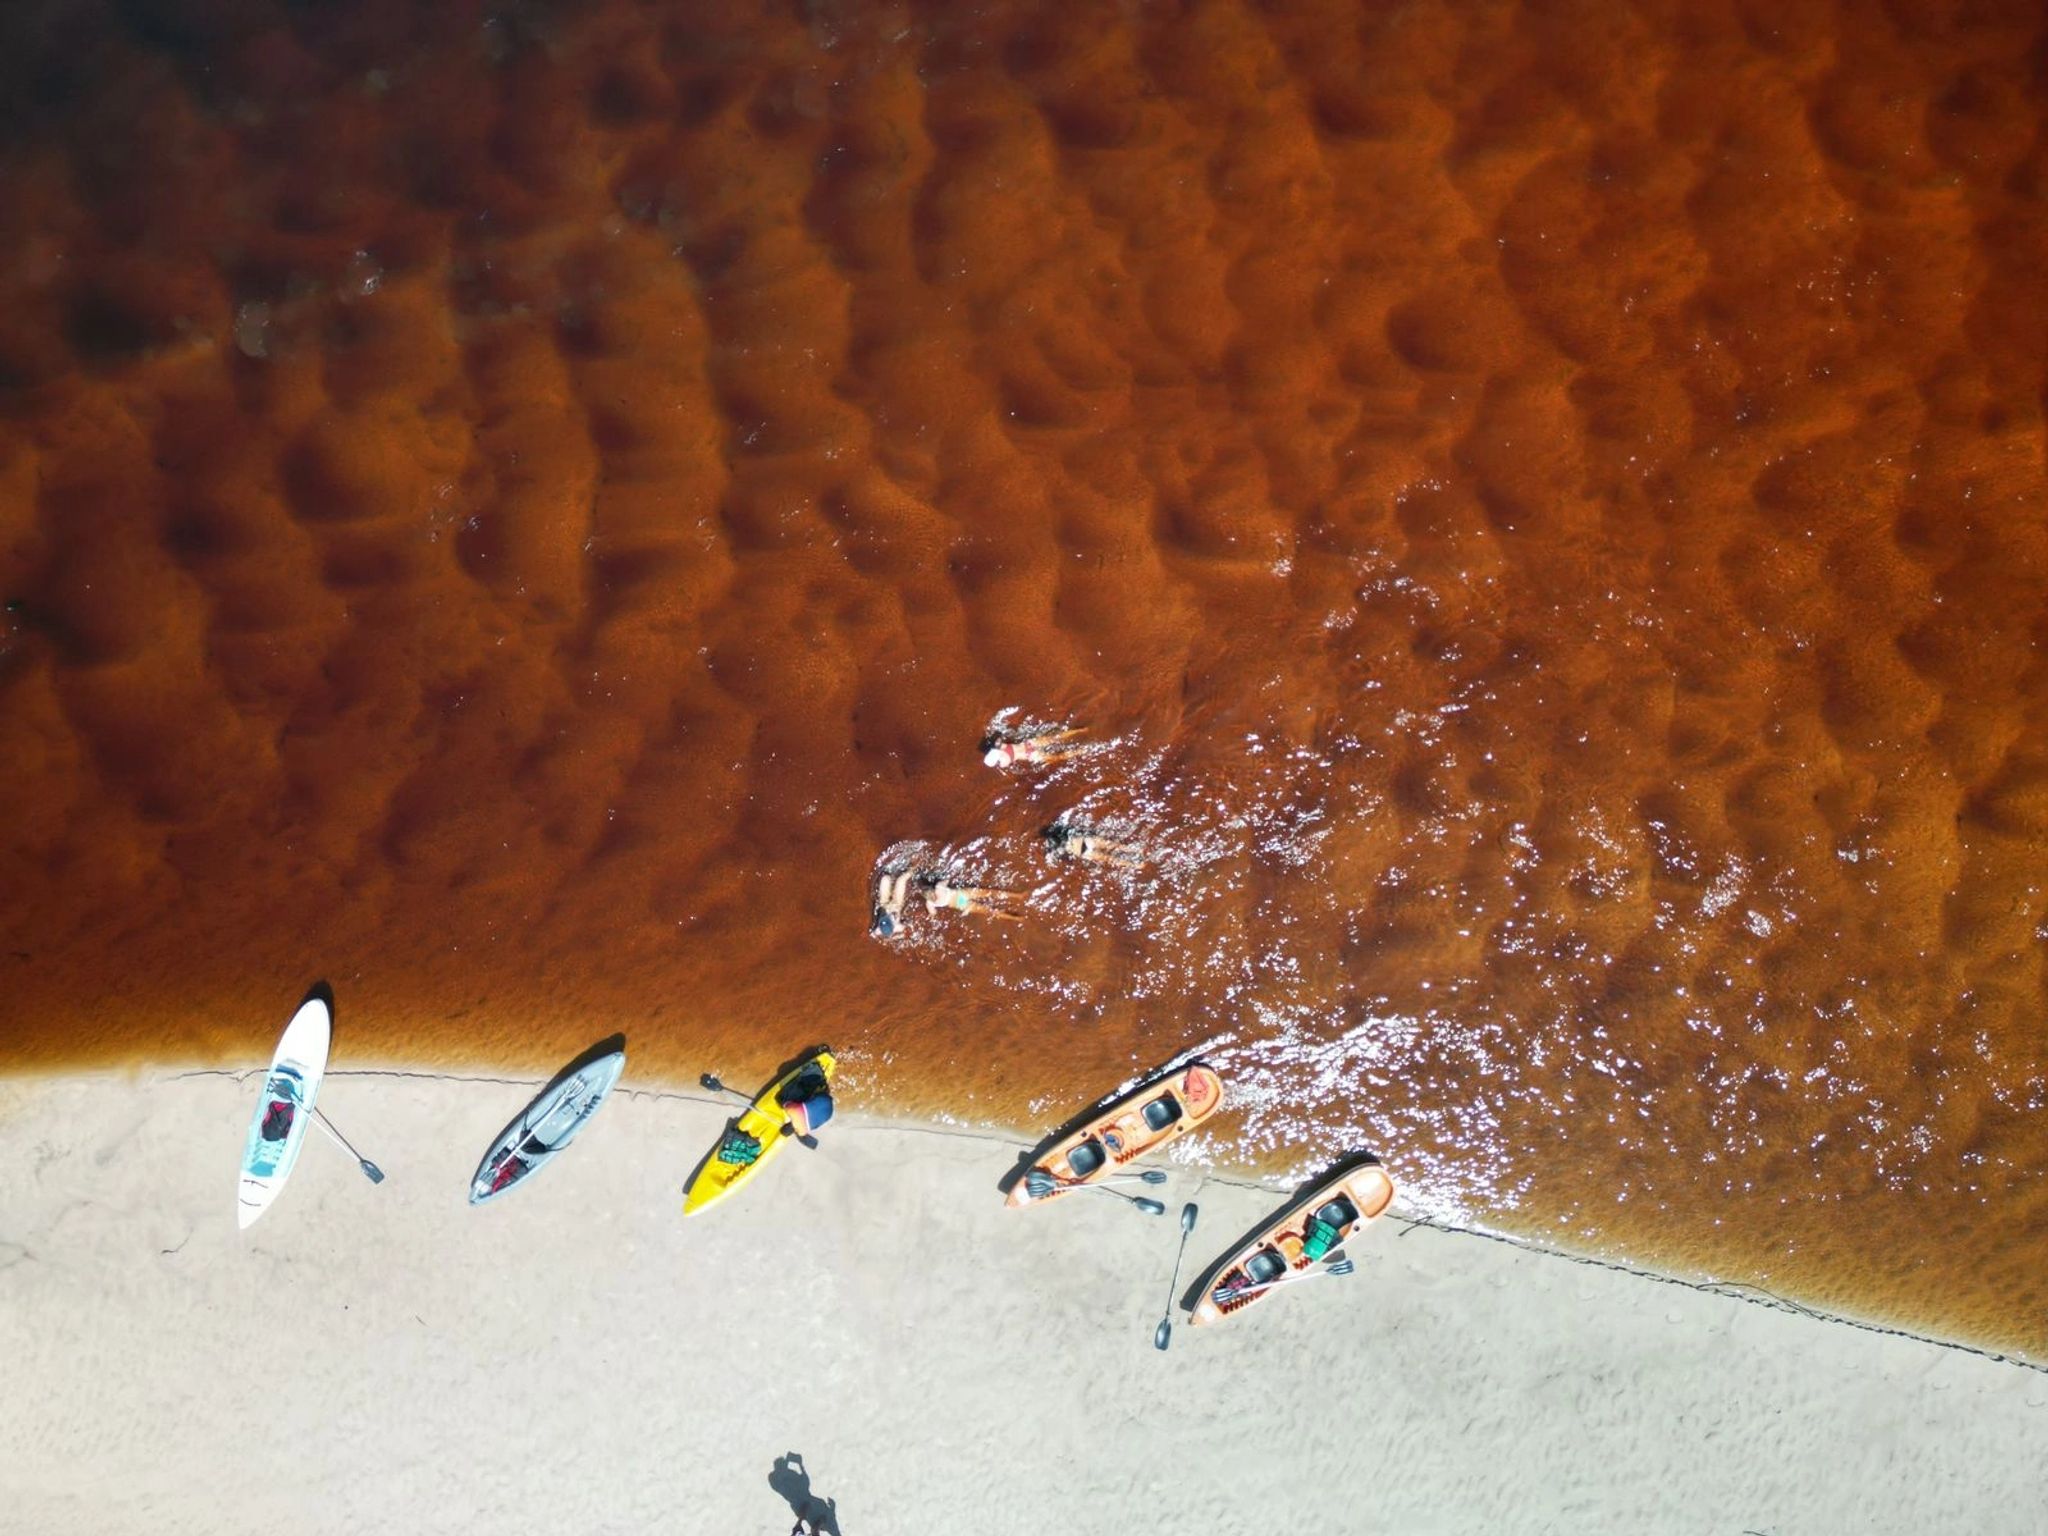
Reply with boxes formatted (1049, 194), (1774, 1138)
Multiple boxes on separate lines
(1006, 1062), (1223, 1207)
(1187, 1158), (1394, 1326)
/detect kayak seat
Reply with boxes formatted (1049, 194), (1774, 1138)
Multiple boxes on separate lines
(1245, 1248), (1288, 1286)
(1313, 1194), (1361, 1231)
(1141, 1094), (1182, 1133)
(1066, 1138), (1107, 1179)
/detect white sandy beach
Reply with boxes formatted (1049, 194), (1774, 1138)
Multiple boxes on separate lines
(2, 1067), (2043, 1536)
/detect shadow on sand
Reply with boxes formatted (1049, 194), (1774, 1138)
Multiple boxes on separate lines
(769, 1451), (841, 1535)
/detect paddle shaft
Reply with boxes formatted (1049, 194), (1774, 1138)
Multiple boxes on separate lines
(703, 1074), (818, 1146)
(1081, 1182), (1164, 1213)
(702, 1077), (753, 1109)
(1152, 1203), (1201, 1351)
(309, 1105), (384, 1182)
(1163, 1218), (1196, 1306)
(1024, 1174), (1163, 1214)
(1215, 1260), (1351, 1304)
(1029, 1171), (1162, 1197)
(1159, 1210), (1198, 1309)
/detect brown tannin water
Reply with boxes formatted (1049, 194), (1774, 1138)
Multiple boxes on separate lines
(2, 0), (2046, 1358)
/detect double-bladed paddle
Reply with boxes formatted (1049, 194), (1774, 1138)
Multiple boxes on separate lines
(1025, 1168), (1164, 1214)
(701, 1071), (818, 1149)
(1153, 1201), (1201, 1351)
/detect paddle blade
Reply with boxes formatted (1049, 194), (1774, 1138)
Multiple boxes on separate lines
(1134, 1197), (1166, 1216)
(360, 1160), (385, 1185)
(1135, 1169), (1168, 1185)
(698, 1073), (723, 1092)
(1153, 1318), (1172, 1352)
(1180, 1201), (1199, 1233)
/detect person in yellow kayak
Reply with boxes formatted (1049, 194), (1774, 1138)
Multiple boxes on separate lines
(711, 1064), (833, 1169)
(777, 1062), (834, 1141)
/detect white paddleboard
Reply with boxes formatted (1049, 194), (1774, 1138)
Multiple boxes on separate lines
(237, 996), (332, 1230)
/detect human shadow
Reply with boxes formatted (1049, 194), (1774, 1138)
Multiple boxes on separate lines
(995, 1055), (1214, 1199)
(768, 1451), (842, 1535)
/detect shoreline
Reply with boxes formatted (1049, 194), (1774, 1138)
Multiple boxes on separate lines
(147, 1059), (2048, 1375)
(7, 1066), (2045, 1534)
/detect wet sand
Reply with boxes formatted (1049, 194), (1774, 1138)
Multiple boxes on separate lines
(4, 1067), (2045, 1535)
(4, 0), (2048, 1357)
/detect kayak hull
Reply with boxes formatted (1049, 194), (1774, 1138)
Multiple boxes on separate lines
(237, 996), (332, 1230)
(468, 1048), (627, 1204)
(1187, 1158), (1395, 1327)
(1006, 1062), (1222, 1207)
(683, 1049), (835, 1217)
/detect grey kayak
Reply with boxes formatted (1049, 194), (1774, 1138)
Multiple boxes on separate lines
(469, 1049), (626, 1204)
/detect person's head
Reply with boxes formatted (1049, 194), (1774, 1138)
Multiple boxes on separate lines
(1041, 822), (1073, 854)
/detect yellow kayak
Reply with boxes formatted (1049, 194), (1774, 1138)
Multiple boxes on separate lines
(683, 1049), (836, 1217)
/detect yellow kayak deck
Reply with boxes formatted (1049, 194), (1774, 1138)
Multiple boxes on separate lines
(683, 1049), (835, 1217)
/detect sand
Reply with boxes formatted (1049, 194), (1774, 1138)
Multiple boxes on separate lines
(3, 1067), (2041, 1535)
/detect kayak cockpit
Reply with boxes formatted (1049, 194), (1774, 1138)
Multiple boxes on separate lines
(1244, 1248), (1289, 1287)
(1141, 1093), (1182, 1132)
(1065, 1138), (1107, 1178)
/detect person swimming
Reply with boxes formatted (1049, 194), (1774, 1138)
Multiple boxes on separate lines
(920, 872), (1030, 921)
(1042, 821), (1144, 868)
(980, 723), (1091, 769)
(871, 868), (915, 938)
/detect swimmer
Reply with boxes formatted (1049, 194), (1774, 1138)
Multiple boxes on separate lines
(980, 724), (1091, 770)
(920, 873), (1031, 921)
(1042, 821), (1144, 869)
(871, 869), (916, 939)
